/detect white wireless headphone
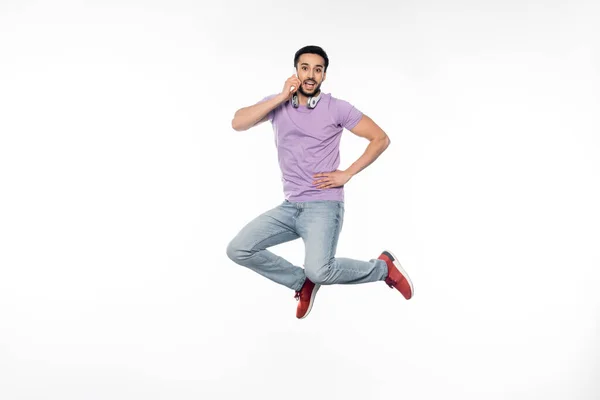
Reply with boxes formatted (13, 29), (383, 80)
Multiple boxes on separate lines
(291, 91), (322, 109)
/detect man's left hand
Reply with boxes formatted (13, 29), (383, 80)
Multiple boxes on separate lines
(313, 170), (352, 189)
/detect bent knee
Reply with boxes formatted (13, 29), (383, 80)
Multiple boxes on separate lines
(226, 238), (254, 263)
(305, 263), (332, 284)
(226, 240), (243, 262)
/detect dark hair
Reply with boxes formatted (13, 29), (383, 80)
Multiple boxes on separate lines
(294, 45), (329, 72)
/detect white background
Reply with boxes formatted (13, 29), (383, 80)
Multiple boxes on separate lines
(1, 1), (599, 399)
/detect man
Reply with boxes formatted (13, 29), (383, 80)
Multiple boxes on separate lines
(227, 45), (414, 319)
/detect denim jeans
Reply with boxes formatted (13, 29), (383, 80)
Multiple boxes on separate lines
(226, 200), (389, 292)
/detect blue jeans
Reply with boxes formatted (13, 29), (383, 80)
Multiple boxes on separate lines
(226, 200), (389, 291)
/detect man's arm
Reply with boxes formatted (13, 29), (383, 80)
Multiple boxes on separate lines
(313, 114), (391, 189)
(343, 114), (391, 177)
(231, 74), (301, 131)
(231, 94), (286, 131)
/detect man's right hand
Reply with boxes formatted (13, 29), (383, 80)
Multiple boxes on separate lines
(281, 74), (302, 100)
(231, 74), (301, 131)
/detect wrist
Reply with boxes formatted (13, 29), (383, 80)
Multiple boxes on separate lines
(275, 93), (289, 103)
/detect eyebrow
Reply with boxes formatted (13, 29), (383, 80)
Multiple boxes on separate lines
(300, 63), (324, 68)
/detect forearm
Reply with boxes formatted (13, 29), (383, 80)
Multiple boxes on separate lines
(231, 94), (286, 131)
(344, 136), (390, 177)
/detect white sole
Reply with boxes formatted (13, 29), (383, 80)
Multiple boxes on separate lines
(299, 284), (320, 319)
(384, 250), (414, 298)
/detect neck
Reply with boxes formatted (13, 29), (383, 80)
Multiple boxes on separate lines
(297, 90), (321, 105)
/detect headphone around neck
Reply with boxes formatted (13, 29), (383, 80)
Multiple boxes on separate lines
(291, 91), (322, 109)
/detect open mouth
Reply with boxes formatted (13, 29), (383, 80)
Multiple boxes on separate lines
(304, 81), (316, 89)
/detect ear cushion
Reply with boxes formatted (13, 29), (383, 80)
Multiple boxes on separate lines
(307, 93), (321, 109)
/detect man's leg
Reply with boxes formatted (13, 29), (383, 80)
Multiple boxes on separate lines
(226, 201), (306, 292)
(296, 200), (389, 285)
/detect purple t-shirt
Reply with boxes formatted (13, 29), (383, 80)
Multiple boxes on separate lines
(260, 92), (363, 202)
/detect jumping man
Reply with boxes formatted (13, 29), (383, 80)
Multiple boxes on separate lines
(227, 45), (414, 319)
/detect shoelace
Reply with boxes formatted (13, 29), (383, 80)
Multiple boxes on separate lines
(385, 276), (396, 288)
(294, 291), (301, 300)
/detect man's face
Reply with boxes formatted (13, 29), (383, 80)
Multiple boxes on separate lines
(296, 53), (326, 97)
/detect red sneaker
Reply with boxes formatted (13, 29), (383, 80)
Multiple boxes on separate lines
(378, 250), (414, 299)
(294, 278), (320, 319)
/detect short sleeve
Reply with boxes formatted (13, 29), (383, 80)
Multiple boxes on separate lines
(334, 98), (363, 130)
(259, 94), (279, 122)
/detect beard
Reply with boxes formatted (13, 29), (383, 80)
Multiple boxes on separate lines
(298, 81), (321, 97)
